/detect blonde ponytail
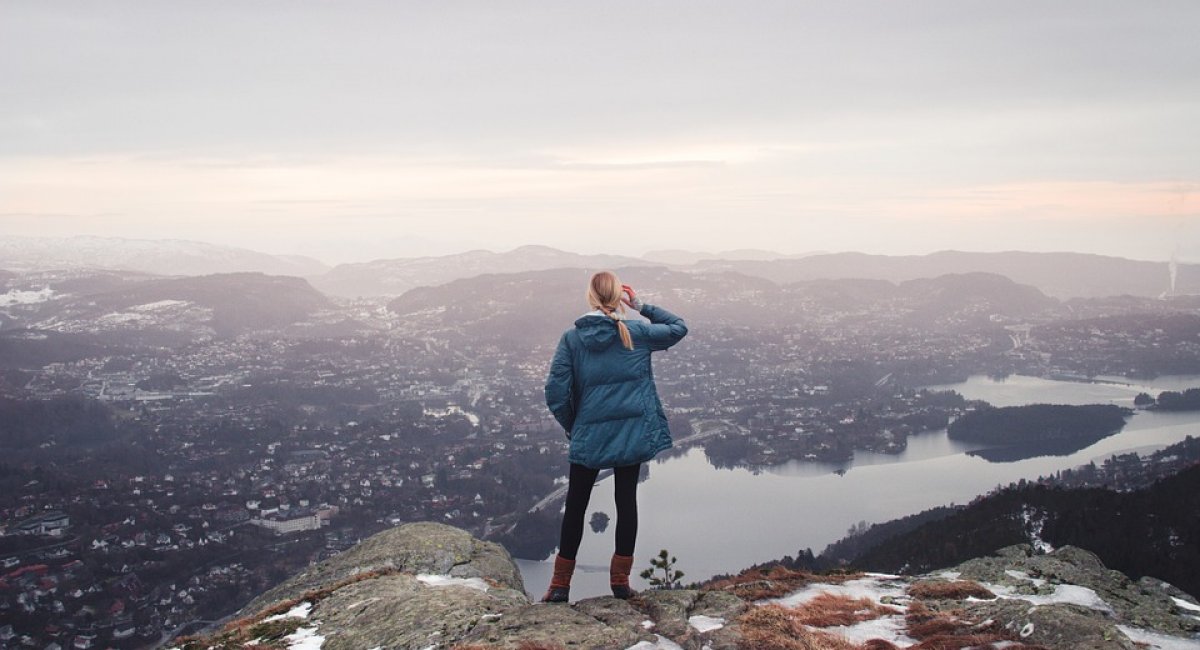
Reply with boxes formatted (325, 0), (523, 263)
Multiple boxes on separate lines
(613, 314), (633, 350)
(586, 271), (635, 351)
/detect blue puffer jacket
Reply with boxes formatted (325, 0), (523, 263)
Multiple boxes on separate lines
(544, 303), (688, 469)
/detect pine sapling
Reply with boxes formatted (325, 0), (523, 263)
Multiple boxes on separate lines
(640, 548), (684, 590)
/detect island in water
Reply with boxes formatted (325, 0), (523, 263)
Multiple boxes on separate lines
(949, 403), (1132, 462)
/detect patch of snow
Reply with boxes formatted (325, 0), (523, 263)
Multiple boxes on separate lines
(1004, 569), (1047, 587)
(0, 287), (56, 306)
(416, 573), (490, 592)
(131, 299), (190, 311)
(263, 601), (312, 622)
(641, 619), (655, 629)
(984, 581), (1112, 613)
(625, 635), (685, 650)
(344, 597), (380, 610)
(98, 311), (146, 324)
(1172, 597), (1200, 613)
(938, 571), (962, 580)
(817, 614), (917, 647)
(688, 615), (725, 633)
(773, 575), (908, 609)
(1020, 506), (1055, 553)
(1116, 625), (1200, 649)
(283, 625), (325, 650)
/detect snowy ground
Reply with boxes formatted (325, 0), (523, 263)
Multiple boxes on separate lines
(415, 573), (491, 592)
(0, 287), (56, 306)
(760, 571), (1200, 649)
(769, 573), (918, 647)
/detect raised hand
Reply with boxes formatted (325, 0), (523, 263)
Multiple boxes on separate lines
(621, 284), (644, 311)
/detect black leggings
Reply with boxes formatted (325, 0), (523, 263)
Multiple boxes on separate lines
(557, 462), (640, 561)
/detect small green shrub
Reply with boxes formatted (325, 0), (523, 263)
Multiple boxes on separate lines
(640, 548), (685, 589)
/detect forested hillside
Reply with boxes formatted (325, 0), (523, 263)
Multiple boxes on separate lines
(850, 464), (1200, 597)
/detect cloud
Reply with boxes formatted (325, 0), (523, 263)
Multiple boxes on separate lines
(2, 1), (1198, 262)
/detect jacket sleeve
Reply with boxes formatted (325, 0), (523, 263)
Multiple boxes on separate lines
(544, 332), (576, 436)
(639, 303), (688, 351)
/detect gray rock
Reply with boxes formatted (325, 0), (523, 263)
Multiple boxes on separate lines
(964, 598), (1138, 650)
(241, 521), (524, 615)
(311, 573), (528, 650)
(459, 598), (653, 648)
(948, 544), (1200, 637)
(637, 589), (700, 639)
(687, 590), (747, 650)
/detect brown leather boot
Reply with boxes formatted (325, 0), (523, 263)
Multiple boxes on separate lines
(610, 553), (635, 599)
(541, 554), (575, 603)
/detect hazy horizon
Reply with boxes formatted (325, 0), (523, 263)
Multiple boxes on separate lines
(3, 1), (1198, 264)
(2, 233), (1196, 269)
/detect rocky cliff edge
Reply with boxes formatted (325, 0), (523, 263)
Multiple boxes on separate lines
(173, 522), (1200, 650)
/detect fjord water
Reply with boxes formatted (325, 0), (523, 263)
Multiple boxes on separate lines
(517, 374), (1200, 599)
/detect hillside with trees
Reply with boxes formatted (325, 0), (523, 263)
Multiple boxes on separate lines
(849, 464), (1200, 598)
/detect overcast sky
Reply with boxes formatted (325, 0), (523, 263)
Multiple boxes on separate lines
(2, 1), (1197, 264)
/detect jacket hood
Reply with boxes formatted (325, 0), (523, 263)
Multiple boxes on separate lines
(574, 313), (620, 351)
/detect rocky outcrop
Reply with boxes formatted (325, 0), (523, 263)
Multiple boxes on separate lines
(951, 544), (1200, 639)
(185, 522), (745, 650)
(240, 521), (525, 615)
(181, 524), (1200, 650)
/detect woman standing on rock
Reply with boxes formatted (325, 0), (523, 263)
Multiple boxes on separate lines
(541, 270), (689, 602)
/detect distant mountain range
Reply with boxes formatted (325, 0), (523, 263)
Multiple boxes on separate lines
(698, 250), (1195, 299)
(311, 245), (658, 298)
(345, 248), (1193, 300)
(386, 266), (1060, 345)
(2, 237), (1195, 300)
(640, 248), (825, 265)
(0, 235), (329, 277)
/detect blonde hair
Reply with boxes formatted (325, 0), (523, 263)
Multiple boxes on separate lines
(587, 271), (634, 350)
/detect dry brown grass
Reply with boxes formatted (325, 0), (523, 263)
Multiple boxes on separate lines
(902, 598), (1019, 649)
(705, 565), (865, 601)
(174, 567), (404, 649)
(906, 580), (995, 601)
(911, 634), (1022, 650)
(791, 592), (902, 628)
(738, 603), (866, 650)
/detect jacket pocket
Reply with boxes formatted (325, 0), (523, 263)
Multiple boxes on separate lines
(569, 424), (592, 462)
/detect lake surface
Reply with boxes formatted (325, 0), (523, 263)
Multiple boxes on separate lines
(516, 374), (1200, 599)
